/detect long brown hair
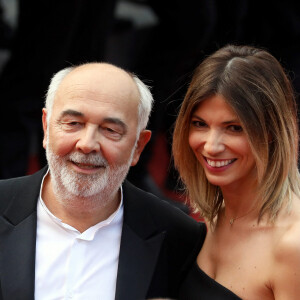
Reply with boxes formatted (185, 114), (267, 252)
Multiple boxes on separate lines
(173, 44), (300, 225)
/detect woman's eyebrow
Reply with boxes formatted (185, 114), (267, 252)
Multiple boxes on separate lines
(191, 114), (204, 120)
(191, 114), (240, 124)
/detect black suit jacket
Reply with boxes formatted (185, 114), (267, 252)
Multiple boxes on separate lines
(0, 167), (205, 300)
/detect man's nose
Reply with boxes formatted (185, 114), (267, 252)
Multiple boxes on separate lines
(203, 130), (225, 155)
(76, 126), (100, 154)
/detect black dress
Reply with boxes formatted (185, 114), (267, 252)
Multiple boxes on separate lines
(179, 223), (242, 300)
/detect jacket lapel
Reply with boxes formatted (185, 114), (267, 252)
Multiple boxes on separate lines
(115, 181), (166, 300)
(0, 214), (37, 300)
(0, 167), (47, 300)
(115, 223), (165, 300)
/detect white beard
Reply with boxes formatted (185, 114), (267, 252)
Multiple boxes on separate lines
(46, 144), (134, 211)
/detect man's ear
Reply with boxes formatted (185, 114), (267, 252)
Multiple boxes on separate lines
(131, 130), (152, 166)
(42, 108), (48, 150)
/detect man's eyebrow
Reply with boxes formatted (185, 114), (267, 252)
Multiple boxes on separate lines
(59, 109), (84, 119)
(103, 117), (128, 132)
(58, 111), (128, 131)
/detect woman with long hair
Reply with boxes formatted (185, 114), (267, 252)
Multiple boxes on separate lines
(173, 44), (300, 299)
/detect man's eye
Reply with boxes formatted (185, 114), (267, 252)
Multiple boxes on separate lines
(102, 127), (123, 140)
(65, 121), (83, 127)
(106, 127), (115, 133)
(60, 121), (83, 130)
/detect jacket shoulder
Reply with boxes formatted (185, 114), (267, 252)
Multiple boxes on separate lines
(123, 179), (205, 249)
(0, 167), (47, 213)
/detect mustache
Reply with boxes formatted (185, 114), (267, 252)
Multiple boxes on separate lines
(67, 152), (108, 167)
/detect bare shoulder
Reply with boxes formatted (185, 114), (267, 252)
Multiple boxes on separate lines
(271, 195), (300, 299)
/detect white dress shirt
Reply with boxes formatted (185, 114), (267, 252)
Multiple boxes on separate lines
(35, 171), (124, 300)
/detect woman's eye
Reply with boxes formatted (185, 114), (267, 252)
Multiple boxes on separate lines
(191, 120), (207, 128)
(228, 125), (243, 132)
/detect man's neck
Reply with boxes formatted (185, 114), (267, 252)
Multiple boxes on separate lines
(41, 174), (121, 232)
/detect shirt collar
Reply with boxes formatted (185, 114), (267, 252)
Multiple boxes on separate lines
(38, 168), (124, 241)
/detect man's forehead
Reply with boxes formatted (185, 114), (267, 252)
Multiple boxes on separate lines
(63, 63), (134, 86)
(55, 63), (140, 104)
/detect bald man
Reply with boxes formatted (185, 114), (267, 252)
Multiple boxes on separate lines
(0, 63), (204, 300)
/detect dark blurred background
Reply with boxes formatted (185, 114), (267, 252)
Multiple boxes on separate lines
(0, 0), (299, 215)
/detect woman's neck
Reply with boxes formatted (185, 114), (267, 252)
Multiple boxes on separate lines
(221, 181), (260, 223)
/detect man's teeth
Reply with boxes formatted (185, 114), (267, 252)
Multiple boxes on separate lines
(206, 159), (234, 167)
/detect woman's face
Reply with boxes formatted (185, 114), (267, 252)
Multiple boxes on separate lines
(188, 94), (257, 190)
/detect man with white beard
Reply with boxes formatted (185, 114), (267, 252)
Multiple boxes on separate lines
(0, 63), (204, 300)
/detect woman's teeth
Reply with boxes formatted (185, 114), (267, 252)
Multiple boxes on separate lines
(206, 159), (235, 167)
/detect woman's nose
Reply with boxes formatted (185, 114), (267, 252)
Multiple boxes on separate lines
(203, 130), (225, 155)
